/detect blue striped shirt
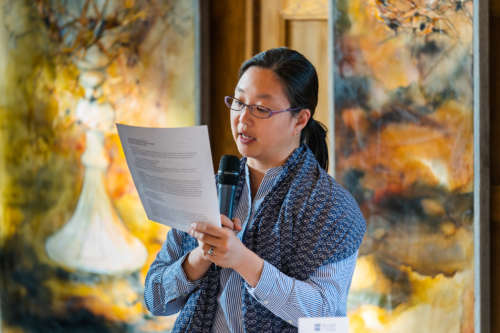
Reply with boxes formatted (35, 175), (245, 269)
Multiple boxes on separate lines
(144, 163), (358, 332)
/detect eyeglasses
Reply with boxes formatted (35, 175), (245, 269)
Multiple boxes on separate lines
(224, 96), (302, 119)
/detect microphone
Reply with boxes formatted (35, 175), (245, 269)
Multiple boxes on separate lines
(217, 155), (240, 219)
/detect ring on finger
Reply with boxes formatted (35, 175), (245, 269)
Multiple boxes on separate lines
(207, 246), (215, 256)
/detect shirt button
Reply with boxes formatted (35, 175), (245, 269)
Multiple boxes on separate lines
(288, 320), (293, 324)
(262, 300), (269, 305)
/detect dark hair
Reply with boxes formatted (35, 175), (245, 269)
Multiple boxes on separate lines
(238, 47), (329, 171)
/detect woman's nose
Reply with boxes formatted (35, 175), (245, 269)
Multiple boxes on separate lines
(239, 105), (253, 124)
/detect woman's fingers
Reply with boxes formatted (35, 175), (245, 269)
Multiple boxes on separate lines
(189, 222), (231, 247)
(220, 215), (242, 232)
(233, 217), (242, 231)
(202, 243), (226, 256)
(191, 222), (224, 237)
(191, 230), (224, 247)
(220, 214), (235, 229)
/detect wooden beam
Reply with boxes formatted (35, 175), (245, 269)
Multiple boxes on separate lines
(492, 0), (500, 17)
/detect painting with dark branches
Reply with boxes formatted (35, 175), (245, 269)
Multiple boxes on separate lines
(333, 0), (476, 331)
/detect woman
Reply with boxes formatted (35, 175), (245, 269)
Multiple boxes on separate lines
(144, 47), (366, 332)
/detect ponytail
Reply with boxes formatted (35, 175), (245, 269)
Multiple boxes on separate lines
(301, 119), (329, 171)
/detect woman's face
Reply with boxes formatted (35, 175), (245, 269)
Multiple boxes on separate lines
(230, 66), (309, 170)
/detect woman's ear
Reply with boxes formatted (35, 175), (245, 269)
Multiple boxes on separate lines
(295, 109), (311, 133)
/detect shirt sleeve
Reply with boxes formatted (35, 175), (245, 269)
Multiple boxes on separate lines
(144, 229), (201, 316)
(245, 251), (358, 327)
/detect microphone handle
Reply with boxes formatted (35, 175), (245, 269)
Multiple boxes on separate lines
(218, 183), (236, 219)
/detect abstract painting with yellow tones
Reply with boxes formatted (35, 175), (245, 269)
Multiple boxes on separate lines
(0, 0), (195, 331)
(333, 0), (475, 332)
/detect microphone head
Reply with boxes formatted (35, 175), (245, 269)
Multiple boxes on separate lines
(218, 155), (240, 185)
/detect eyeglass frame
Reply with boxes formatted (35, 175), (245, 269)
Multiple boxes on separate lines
(224, 96), (303, 119)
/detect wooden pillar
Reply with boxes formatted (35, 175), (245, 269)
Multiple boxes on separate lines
(490, 0), (500, 330)
(208, 1), (248, 171)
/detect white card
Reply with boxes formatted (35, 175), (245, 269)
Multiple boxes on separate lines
(298, 317), (349, 333)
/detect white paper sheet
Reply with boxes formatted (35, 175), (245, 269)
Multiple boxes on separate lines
(116, 124), (220, 232)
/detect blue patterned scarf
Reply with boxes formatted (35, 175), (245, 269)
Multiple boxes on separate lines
(172, 145), (366, 332)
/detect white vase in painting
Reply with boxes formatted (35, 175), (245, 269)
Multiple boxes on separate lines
(46, 46), (147, 274)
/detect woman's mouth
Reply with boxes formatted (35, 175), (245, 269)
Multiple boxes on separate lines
(239, 133), (256, 144)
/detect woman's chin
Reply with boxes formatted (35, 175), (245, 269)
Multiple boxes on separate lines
(236, 146), (250, 157)
(236, 146), (259, 160)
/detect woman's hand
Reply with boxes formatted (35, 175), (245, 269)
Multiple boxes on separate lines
(182, 215), (241, 281)
(191, 214), (242, 256)
(188, 215), (245, 269)
(188, 215), (264, 287)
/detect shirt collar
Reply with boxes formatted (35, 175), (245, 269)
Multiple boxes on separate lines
(244, 163), (283, 199)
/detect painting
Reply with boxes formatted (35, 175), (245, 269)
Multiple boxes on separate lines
(332, 0), (488, 332)
(0, 0), (200, 331)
